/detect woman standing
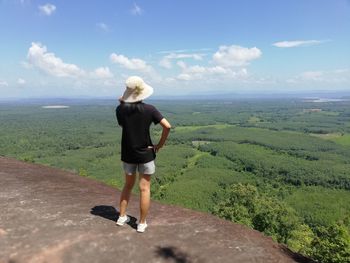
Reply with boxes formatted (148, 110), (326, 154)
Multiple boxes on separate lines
(115, 76), (171, 233)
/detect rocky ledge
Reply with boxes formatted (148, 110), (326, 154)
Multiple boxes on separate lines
(0, 157), (314, 263)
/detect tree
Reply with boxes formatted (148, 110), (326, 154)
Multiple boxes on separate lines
(212, 183), (301, 244)
(287, 224), (314, 255)
(311, 222), (350, 263)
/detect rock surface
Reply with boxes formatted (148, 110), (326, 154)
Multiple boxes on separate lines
(0, 156), (314, 263)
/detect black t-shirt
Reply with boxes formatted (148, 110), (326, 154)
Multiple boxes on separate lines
(116, 102), (164, 163)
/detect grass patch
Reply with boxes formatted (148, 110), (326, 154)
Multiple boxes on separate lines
(310, 132), (343, 140)
(248, 116), (261, 123)
(285, 186), (350, 225)
(173, 123), (233, 132)
(331, 134), (350, 146)
(191, 140), (212, 147)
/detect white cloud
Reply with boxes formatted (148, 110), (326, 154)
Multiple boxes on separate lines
(131, 3), (143, 15)
(110, 53), (161, 81)
(168, 53), (204, 60)
(159, 53), (205, 69)
(96, 22), (110, 32)
(0, 80), (9, 87)
(300, 71), (323, 81)
(272, 40), (328, 48)
(334, 68), (350, 74)
(103, 79), (119, 87)
(176, 60), (247, 81)
(27, 42), (85, 77)
(159, 58), (172, 69)
(176, 60), (187, 70)
(213, 45), (262, 67)
(20, 61), (33, 69)
(158, 48), (212, 54)
(288, 68), (350, 83)
(207, 66), (229, 74)
(26, 42), (117, 83)
(17, 78), (26, 85)
(110, 53), (153, 73)
(92, 67), (113, 79)
(177, 73), (192, 81)
(38, 3), (56, 16)
(158, 49), (190, 54)
(172, 45), (256, 81)
(173, 45), (258, 81)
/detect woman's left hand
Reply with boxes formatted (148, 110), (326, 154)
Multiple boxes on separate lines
(153, 144), (162, 153)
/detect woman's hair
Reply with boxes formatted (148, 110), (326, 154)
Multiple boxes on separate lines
(120, 100), (144, 114)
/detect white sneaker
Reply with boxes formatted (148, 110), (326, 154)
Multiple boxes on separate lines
(116, 215), (130, 226)
(137, 221), (148, 233)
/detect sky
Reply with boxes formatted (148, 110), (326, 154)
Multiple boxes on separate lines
(0, 0), (349, 98)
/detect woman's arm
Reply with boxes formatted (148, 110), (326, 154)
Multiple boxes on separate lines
(116, 97), (124, 127)
(154, 118), (171, 153)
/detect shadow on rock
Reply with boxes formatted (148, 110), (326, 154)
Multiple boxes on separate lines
(280, 247), (316, 263)
(90, 205), (137, 229)
(155, 246), (193, 263)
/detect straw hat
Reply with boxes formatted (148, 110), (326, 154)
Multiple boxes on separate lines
(121, 76), (154, 103)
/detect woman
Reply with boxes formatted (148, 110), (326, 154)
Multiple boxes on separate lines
(115, 76), (171, 233)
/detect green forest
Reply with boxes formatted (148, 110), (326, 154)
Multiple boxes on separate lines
(1, 98), (350, 262)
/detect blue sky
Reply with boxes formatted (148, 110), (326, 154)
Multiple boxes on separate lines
(0, 0), (349, 98)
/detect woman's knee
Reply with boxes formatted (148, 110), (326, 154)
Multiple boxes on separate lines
(139, 175), (151, 192)
(124, 174), (136, 189)
(124, 182), (134, 190)
(139, 182), (150, 192)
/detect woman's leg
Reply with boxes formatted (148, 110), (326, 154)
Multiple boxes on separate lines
(139, 174), (151, 224)
(119, 173), (136, 217)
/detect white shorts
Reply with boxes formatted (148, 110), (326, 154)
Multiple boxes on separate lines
(122, 160), (155, 175)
